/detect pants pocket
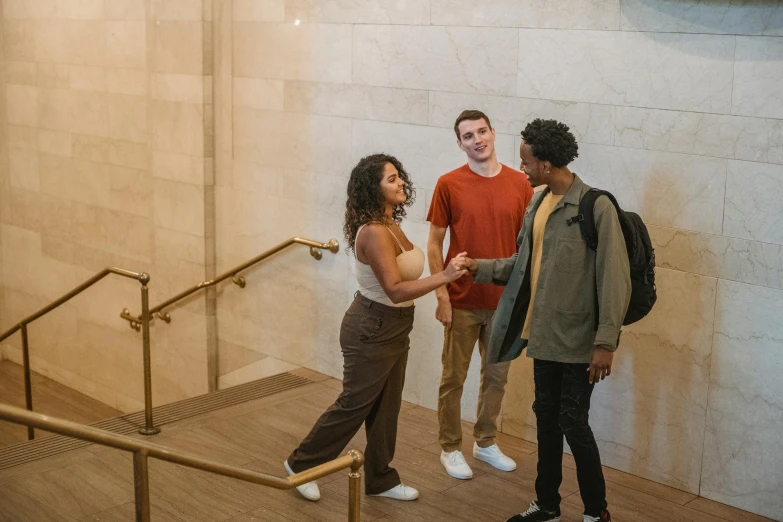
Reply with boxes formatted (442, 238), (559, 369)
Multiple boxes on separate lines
(358, 314), (384, 342)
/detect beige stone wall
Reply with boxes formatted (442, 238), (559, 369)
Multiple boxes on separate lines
(0, 0), (213, 411)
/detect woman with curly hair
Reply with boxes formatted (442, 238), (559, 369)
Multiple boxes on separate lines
(285, 153), (469, 502)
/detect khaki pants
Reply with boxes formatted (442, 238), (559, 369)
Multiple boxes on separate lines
(438, 308), (511, 452)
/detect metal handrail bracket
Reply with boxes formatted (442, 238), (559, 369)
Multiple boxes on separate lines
(121, 237), (338, 328)
(0, 403), (364, 522)
(0, 267), (160, 438)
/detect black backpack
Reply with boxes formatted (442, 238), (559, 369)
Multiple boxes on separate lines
(568, 189), (657, 326)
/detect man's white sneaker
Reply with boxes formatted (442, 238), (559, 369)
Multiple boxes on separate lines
(284, 460), (320, 501)
(369, 484), (419, 501)
(440, 450), (473, 479)
(473, 442), (517, 471)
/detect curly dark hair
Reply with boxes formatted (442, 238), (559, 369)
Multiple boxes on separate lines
(520, 118), (579, 168)
(344, 154), (415, 252)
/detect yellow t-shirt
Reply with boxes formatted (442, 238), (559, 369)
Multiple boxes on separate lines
(522, 192), (563, 339)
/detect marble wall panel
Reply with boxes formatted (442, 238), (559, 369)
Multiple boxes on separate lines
(614, 107), (783, 165)
(104, 67), (146, 96)
(152, 151), (205, 186)
(151, 0), (204, 22)
(7, 124), (40, 150)
(353, 25), (519, 96)
(4, 187), (42, 233)
(233, 0), (285, 22)
(38, 194), (154, 260)
(431, 0), (620, 30)
(5, 61), (38, 86)
(284, 0), (431, 25)
(153, 179), (205, 237)
(3, 20), (37, 62)
(104, 21), (146, 69)
(233, 78), (284, 111)
(702, 280), (783, 520)
(517, 30), (735, 113)
(105, 0), (147, 21)
(72, 135), (149, 171)
(651, 226), (783, 291)
(733, 37), (783, 120)
(0, 0), (215, 414)
(573, 144), (727, 235)
(724, 160), (783, 245)
(621, 0), (783, 36)
(152, 21), (204, 75)
(284, 81), (429, 126)
(107, 93), (147, 143)
(2, 0), (58, 19)
(233, 108), (353, 174)
(38, 88), (110, 137)
(233, 22), (352, 83)
(5, 84), (39, 127)
(37, 129), (72, 157)
(8, 148), (40, 192)
(151, 100), (204, 156)
(152, 73), (205, 104)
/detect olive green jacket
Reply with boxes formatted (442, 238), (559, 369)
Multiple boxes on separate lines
(474, 175), (631, 364)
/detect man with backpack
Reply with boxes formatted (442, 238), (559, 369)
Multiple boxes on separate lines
(462, 119), (640, 522)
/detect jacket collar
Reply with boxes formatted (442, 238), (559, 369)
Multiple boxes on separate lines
(550, 173), (585, 210)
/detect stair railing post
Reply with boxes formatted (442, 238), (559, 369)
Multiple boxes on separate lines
(138, 273), (160, 436)
(348, 449), (364, 522)
(21, 323), (34, 440)
(133, 449), (151, 522)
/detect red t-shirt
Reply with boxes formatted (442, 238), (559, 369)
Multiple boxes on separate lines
(427, 164), (534, 310)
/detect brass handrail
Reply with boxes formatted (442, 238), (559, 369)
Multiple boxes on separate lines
(0, 267), (160, 438)
(120, 237), (339, 328)
(0, 403), (364, 522)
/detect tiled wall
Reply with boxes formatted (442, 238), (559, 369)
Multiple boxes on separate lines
(1, 1), (781, 519)
(0, 0), (214, 411)
(217, 1), (783, 519)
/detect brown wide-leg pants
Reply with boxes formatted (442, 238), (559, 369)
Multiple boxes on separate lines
(287, 292), (414, 494)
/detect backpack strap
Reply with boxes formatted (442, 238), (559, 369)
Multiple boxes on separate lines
(567, 188), (622, 251)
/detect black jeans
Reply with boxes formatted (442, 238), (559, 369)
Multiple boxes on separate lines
(533, 359), (607, 517)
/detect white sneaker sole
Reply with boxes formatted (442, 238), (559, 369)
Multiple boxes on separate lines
(284, 461), (320, 502)
(440, 460), (473, 480)
(473, 451), (517, 472)
(369, 490), (419, 501)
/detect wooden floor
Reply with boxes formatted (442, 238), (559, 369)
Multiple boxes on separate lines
(0, 361), (122, 448)
(0, 366), (775, 522)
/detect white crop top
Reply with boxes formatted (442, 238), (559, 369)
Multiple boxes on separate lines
(355, 224), (425, 307)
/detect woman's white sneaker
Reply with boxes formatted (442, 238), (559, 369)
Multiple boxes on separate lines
(473, 443), (517, 471)
(369, 484), (419, 501)
(284, 461), (320, 501)
(440, 450), (473, 479)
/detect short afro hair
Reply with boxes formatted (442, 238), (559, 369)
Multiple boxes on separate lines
(520, 119), (578, 168)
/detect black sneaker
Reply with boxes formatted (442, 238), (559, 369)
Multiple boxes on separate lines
(583, 509), (611, 521)
(506, 500), (561, 522)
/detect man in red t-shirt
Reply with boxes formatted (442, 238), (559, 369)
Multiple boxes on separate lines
(427, 110), (534, 480)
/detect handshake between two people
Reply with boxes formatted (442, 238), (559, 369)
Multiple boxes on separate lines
(442, 252), (478, 282)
